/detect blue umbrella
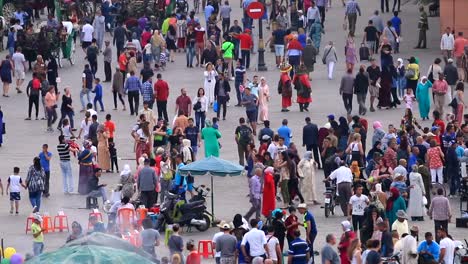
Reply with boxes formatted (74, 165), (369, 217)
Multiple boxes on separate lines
(178, 156), (244, 222)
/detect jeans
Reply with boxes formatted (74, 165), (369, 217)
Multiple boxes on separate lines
(29, 191), (42, 212)
(43, 171), (50, 195)
(396, 77), (406, 98)
(356, 93), (367, 114)
(58, 110), (74, 129)
(42, 96), (48, 119)
(430, 167), (444, 184)
(235, 81), (242, 105)
(160, 179), (172, 204)
(94, 96), (104, 111)
(352, 214), (365, 232)
(195, 111), (206, 130)
(28, 94), (40, 118)
(127, 90), (140, 115)
(241, 50), (251, 69)
(448, 168), (461, 195)
(327, 61), (335, 79)
(88, 187), (108, 203)
(244, 198), (261, 220)
(60, 160), (74, 193)
(156, 100), (168, 121)
(342, 93), (353, 114)
(80, 89), (91, 109)
(47, 107), (57, 128)
(33, 242), (44, 256)
(89, 59), (98, 75)
(186, 46), (195, 66)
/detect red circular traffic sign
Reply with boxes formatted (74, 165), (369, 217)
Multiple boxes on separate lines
(246, 2), (265, 20)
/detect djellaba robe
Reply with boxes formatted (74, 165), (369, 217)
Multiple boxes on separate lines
(262, 171), (276, 217)
(415, 80), (432, 119)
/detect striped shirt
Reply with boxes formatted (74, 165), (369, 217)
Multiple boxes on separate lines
(57, 143), (71, 161)
(288, 238), (310, 264)
(345, 0), (361, 15)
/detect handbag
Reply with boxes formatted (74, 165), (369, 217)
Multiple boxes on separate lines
(322, 46), (333, 65)
(193, 100), (202, 111)
(213, 101), (219, 112)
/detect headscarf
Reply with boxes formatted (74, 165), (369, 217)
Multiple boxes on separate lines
(338, 117), (349, 137)
(264, 166), (274, 174)
(373, 121), (382, 130)
(341, 220), (352, 232)
(303, 151), (313, 161)
(386, 187), (400, 211)
(120, 164), (131, 176)
(375, 183), (383, 193)
(397, 58), (404, 69)
(420, 76), (428, 85)
(205, 119), (213, 127)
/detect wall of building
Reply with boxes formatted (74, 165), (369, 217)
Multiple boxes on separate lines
(440, 0), (468, 35)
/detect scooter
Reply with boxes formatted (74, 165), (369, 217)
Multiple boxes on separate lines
(322, 180), (338, 218)
(381, 252), (401, 264)
(155, 185), (212, 232)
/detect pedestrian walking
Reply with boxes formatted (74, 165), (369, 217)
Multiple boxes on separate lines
(111, 67), (126, 110)
(244, 168), (262, 220)
(344, 0), (361, 36)
(124, 71), (142, 116)
(415, 6), (428, 49)
(440, 27), (454, 64)
(103, 40), (112, 82)
(0, 54), (13, 97)
(432, 73), (448, 116)
(45, 86), (58, 132)
(25, 157), (45, 212)
(339, 69), (354, 115)
(92, 78), (104, 112)
(354, 65), (369, 115)
(57, 135), (75, 194)
(214, 73), (230, 121)
(25, 73), (41, 120)
(81, 64), (93, 112)
(11, 47), (26, 93)
(322, 41), (338, 80)
(428, 188), (451, 243)
(86, 39), (99, 75)
(204, 62), (218, 106)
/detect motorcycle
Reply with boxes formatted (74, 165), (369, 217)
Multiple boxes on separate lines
(323, 183), (337, 218)
(155, 185), (212, 232)
(454, 239), (468, 264)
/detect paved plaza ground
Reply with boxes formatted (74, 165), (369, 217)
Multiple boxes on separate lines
(0, 0), (467, 261)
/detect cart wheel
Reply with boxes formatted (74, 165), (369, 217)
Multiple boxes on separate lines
(2, 1), (16, 23)
(69, 42), (76, 65)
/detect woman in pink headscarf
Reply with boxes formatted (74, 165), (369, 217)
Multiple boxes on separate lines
(372, 121), (386, 146)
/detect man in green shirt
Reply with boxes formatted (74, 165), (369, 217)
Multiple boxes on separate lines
(221, 36), (235, 80)
(31, 214), (44, 256)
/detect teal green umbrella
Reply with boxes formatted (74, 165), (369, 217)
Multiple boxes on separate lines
(26, 245), (156, 264)
(179, 156), (244, 222)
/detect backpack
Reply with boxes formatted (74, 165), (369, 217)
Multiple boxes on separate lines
(32, 79), (41, 90)
(405, 68), (415, 79)
(238, 125), (252, 145)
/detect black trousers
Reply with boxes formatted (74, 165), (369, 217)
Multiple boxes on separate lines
(288, 178), (305, 203)
(352, 214), (365, 232)
(111, 156), (119, 172)
(28, 94), (39, 118)
(43, 171), (50, 195)
(127, 91), (140, 115)
(390, 88), (400, 107)
(216, 96), (228, 119)
(434, 220), (448, 243)
(318, 6), (326, 25)
(156, 100), (168, 121)
(381, 0), (389, 12)
(116, 42), (124, 58)
(306, 144), (322, 168)
(89, 59), (98, 76)
(140, 191), (156, 209)
(113, 91), (125, 109)
(104, 61), (112, 81)
(342, 93), (353, 114)
(241, 50), (251, 69)
(416, 30), (427, 48)
(222, 18), (230, 33)
(392, 0), (400, 11)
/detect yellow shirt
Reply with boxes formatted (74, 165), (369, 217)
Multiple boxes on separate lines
(31, 223), (44, 242)
(407, 63), (419, 81)
(391, 219), (409, 238)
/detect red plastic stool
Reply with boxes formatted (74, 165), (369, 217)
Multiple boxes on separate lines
(54, 211), (70, 232)
(197, 240), (215, 259)
(136, 207), (148, 227)
(42, 215), (54, 234)
(25, 215), (35, 234)
(88, 210), (103, 229)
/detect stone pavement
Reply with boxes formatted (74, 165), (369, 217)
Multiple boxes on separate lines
(0, 0), (467, 261)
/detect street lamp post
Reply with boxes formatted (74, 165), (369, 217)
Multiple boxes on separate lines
(257, 0), (268, 71)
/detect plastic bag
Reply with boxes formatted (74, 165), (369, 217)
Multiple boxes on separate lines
(213, 101), (218, 112)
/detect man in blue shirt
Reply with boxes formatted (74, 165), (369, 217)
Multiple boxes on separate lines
(234, 59), (246, 106)
(39, 144), (52, 197)
(390, 11), (401, 52)
(417, 232), (440, 263)
(288, 229), (310, 264)
(124, 71), (142, 116)
(277, 119), (292, 147)
(92, 78), (104, 112)
(204, 2), (215, 26)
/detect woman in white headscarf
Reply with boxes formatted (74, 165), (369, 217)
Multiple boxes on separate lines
(119, 164), (135, 199)
(396, 58), (407, 99)
(415, 75), (432, 120)
(407, 165), (426, 221)
(297, 151), (319, 204)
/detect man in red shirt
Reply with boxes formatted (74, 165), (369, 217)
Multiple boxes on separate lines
(154, 73), (169, 121)
(194, 23), (206, 67)
(432, 73), (449, 116)
(118, 51), (128, 82)
(103, 114), (116, 141)
(175, 88), (192, 117)
(454, 32), (468, 81)
(233, 29), (254, 69)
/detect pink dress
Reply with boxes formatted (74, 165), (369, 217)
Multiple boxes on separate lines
(258, 84), (270, 122)
(403, 94), (414, 109)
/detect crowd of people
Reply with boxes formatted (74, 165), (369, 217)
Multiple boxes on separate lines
(0, 0), (468, 263)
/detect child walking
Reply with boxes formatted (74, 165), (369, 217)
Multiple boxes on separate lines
(31, 214), (44, 256)
(109, 141), (119, 173)
(7, 167), (27, 214)
(92, 78), (104, 112)
(403, 88), (416, 110)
